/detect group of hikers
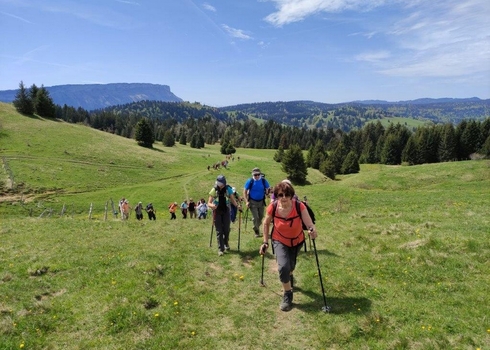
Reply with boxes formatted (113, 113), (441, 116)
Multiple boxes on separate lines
(207, 167), (317, 312)
(118, 166), (318, 312)
(118, 198), (156, 220)
(168, 198), (209, 220)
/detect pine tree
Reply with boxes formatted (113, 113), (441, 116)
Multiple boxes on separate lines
(281, 144), (308, 185)
(401, 135), (419, 165)
(438, 123), (457, 162)
(134, 118), (154, 147)
(29, 84), (39, 111)
(330, 141), (348, 173)
(179, 129), (187, 145)
(220, 141), (230, 155)
(35, 86), (56, 118)
(273, 147), (284, 163)
(381, 134), (399, 165)
(340, 150), (360, 174)
(480, 135), (490, 158)
(308, 140), (327, 169)
(319, 159), (335, 180)
(13, 81), (34, 115)
(460, 120), (481, 159)
(359, 139), (376, 164)
(162, 130), (175, 146)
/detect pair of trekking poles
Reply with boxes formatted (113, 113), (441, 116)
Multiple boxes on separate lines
(259, 231), (331, 313)
(209, 208), (330, 312)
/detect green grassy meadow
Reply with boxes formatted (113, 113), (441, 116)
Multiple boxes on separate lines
(1, 103), (490, 349)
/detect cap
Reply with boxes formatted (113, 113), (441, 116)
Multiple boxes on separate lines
(252, 167), (261, 175)
(216, 175), (226, 186)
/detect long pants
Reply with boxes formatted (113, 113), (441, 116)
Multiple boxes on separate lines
(273, 240), (304, 284)
(214, 208), (231, 252)
(249, 199), (265, 234)
(189, 210), (196, 219)
(230, 205), (237, 222)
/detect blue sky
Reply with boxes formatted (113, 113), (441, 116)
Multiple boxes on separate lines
(1, 0), (489, 106)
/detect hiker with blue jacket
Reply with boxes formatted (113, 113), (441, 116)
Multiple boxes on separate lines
(243, 167), (271, 238)
(208, 175), (241, 256)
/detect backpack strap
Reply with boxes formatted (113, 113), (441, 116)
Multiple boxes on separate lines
(271, 200), (304, 246)
(295, 199), (305, 230)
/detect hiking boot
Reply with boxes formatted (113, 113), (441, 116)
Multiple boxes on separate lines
(218, 250), (224, 256)
(280, 290), (293, 311)
(254, 228), (260, 238)
(224, 245), (230, 251)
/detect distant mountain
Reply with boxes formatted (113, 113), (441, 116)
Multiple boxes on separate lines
(351, 97), (482, 105)
(0, 83), (182, 110)
(220, 98), (490, 130)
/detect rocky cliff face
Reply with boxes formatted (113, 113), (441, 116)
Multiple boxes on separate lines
(0, 83), (183, 111)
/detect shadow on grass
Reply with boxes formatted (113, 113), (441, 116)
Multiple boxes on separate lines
(294, 287), (372, 315)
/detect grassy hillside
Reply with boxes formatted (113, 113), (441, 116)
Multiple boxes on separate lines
(1, 103), (490, 349)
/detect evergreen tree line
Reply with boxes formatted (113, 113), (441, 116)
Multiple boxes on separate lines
(12, 81), (490, 182)
(12, 81), (56, 118)
(291, 119), (490, 180)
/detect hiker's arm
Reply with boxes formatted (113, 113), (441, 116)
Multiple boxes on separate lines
(230, 194), (240, 209)
(242, 189), (249, 207)
(301, 207), (317, 239)
(262, 212), (272, 243)
(259, 213), (272, 254)
(207, 196), (216, 210)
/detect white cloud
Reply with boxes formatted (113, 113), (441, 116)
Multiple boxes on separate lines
(379, 0), (490, 77)
(221, 24), (253, 40)
(356, 50), (391, 63)
(202, 2), (216, 12)
(264, 0), (387, 27)
(263, 0), (490, 79)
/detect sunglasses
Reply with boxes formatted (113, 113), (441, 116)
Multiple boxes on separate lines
(276, 193), (290, 198)
(253, 173), (261, 177)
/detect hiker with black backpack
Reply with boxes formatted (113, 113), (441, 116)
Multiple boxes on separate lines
(259, 180), (317, 311)
(243, 167), (271, 238)
(208, 175), (241, 256)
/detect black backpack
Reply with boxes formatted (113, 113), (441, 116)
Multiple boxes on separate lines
(214, 185), (231, 214)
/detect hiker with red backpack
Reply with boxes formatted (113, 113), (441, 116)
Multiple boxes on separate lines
(243, 167), (271, 238)
(259, 180), (317, 311)
(208, 175), (241, 256)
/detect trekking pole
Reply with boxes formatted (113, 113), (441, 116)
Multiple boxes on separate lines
(244, 208), (249, 230)
(312, 237), (331, 313)
(238, 210), (242, 251)
(259, 252), (265, 286)
(209, 210), (215, 247)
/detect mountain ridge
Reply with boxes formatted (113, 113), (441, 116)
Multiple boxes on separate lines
(0, 83), (182, 111)
(0, 83), (486, 111)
